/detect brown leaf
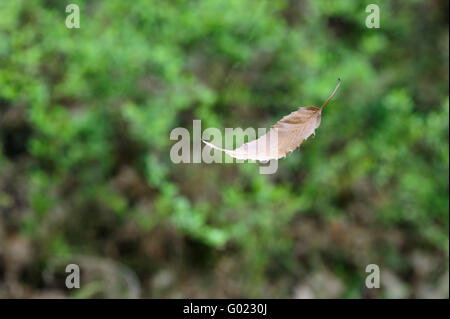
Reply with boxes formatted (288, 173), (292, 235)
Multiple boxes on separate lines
(203, 78), (341, 161)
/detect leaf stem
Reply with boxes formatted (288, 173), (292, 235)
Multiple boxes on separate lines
(319, 77), (341, 110)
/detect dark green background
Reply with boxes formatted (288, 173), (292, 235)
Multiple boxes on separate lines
(0, 0), (448, 298)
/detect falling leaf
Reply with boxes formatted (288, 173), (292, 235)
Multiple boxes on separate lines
(203, 78), (342, 161)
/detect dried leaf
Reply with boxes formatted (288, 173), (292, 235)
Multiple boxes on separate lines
(203, 78), (342, 161)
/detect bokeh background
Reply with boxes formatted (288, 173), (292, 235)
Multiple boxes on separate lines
(0, 0), (448, 298)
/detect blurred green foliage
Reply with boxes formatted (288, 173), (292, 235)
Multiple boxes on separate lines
(0, 0), (448, 298)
